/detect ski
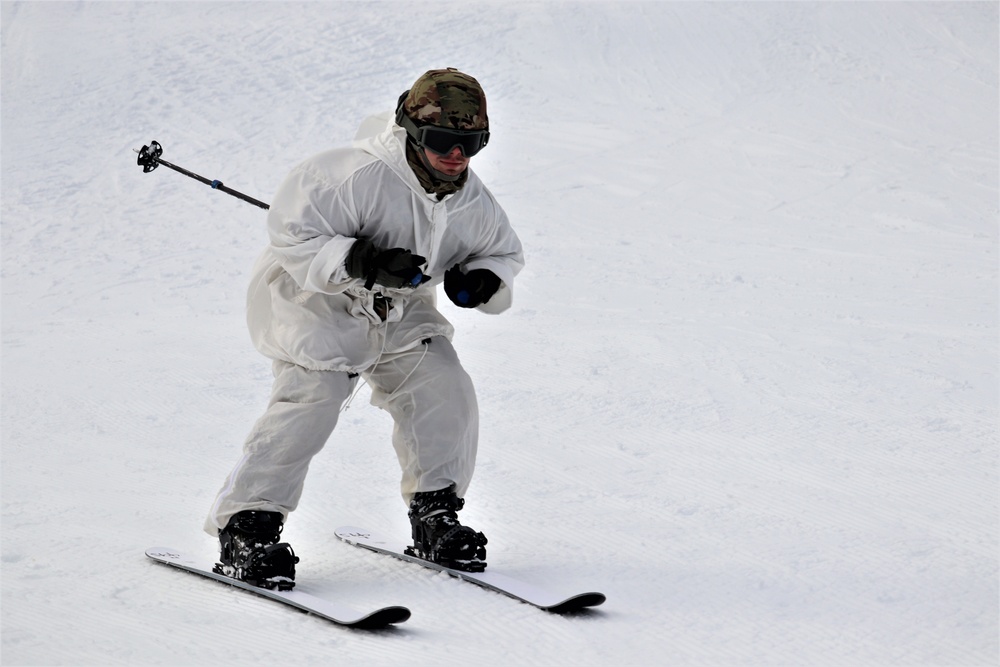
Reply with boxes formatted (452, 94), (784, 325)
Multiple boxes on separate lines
(334, 526), (606, 614)
(145, 547), (410, 629)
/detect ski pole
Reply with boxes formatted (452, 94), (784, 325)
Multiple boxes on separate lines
(134, 140), (270, 210)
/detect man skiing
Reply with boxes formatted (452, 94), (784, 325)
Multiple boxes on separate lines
(204, 68), (524, 590)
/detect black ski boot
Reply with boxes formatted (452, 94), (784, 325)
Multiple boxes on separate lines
(213, 510), (299, 591)
(405, 484), (487, 572)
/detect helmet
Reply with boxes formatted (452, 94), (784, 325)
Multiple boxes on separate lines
(399, 68), (488, 131)
(395, 69), (490, 160)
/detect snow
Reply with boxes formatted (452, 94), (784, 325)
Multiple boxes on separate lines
(1, 1), (997, 665)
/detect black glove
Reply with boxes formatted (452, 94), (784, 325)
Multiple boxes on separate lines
(444, 265), (501, 308)
(346, 239), (428, 290)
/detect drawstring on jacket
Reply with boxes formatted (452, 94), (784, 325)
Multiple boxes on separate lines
(340, 297), (431, 412)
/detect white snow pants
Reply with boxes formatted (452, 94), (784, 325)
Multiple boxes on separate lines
(204, 337), (478, 536)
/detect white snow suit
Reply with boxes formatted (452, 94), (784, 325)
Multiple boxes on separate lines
(205, 113), (524, 536)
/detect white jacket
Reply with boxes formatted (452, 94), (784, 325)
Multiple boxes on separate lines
(245, 113), (525, 373)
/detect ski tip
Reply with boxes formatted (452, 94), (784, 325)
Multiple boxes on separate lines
(545, 592), (606, 614)
(351, 605), (411, 629)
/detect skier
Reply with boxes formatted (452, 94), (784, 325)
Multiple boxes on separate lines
(203, 68), (524, 590)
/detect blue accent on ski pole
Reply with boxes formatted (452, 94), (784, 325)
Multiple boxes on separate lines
(211, 180), (222, 189)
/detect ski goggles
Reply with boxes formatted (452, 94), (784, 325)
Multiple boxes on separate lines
(396, 100), (490, 157)
(412, 125), (490, 157)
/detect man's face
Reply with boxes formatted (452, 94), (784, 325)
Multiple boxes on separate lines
(423, 146), (470, 178)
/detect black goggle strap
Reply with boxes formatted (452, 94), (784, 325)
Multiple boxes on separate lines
(394, 89), (489, 157)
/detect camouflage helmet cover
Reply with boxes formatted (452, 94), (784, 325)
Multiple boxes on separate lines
(402, 68), (488, 131)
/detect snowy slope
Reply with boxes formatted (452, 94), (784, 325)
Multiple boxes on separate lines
(2, 2), (997, 665)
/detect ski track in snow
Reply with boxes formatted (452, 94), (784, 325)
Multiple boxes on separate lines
(2, 2), (997, 666)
